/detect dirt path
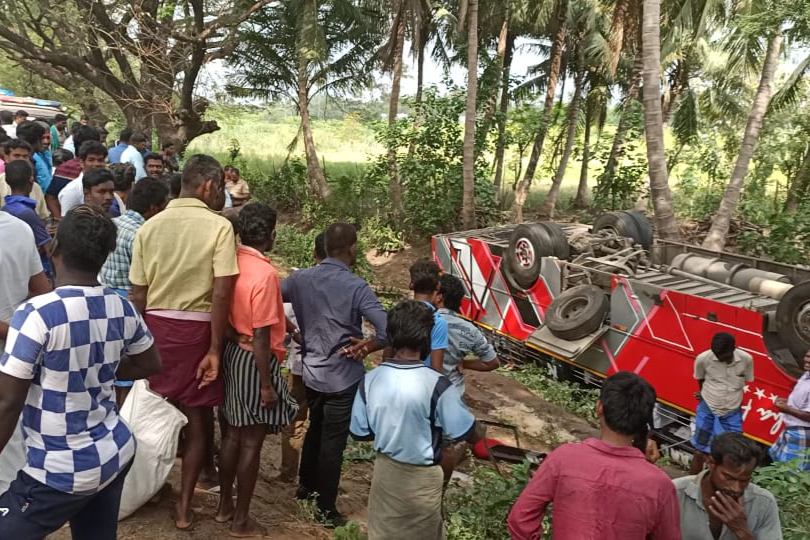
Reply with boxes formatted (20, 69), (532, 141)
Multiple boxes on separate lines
(48, 242), (615, 539)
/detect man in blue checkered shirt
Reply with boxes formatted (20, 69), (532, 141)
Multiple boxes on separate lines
(0, 205), (161, 539)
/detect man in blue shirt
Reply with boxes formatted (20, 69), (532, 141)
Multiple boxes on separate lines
(351, 300), (483, 540)
(409, 260), (448, 372)
(2, 160), (52, 278)
(16, 121), (52, 193)
(281, 222), (388, 527)
(120, 133), (148, 180)
(108, 128), (131, 164)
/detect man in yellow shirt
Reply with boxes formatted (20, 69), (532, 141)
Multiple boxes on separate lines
(129, 154), (238, 530)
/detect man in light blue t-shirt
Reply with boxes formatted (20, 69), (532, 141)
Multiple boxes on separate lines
(350, 300), (483, 540)
(409, 260), (448, 373)
(437, 274), (500, 395)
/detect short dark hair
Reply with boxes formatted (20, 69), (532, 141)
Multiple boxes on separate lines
(130, 133), (148, 144)
(15, 120), (46, 147)
(5, 160), (34, 191)
(57, 205), (117, 273)
(78, 140), (108, 160)
(162, 141), (174, 150)
(711, 332), (736, 358)
(711, 432), (762, 468)
(237, 202), (277, 248)
(387, 300), (435, 357)
(109, 163), (136, 192)
(228, 166), (240, 176)
(52, 148), (74, 167)
(324, 222), (357, 257)
(14, 110), (27, 118)
(80, 114), (90, 121)
(599, 372), (656, 437)
(439, 274), (466, 312)
(73, 125), (100, 151)
(82, 167), (115, 191)
(409, 260), (441, 294)
(54, 113), (68, 123)
(118, 128), (132, 143)
(181, 154), (223, 190)
(0, 111), (12, 124)
(144, 152), (163, 165)
(128, 176), (169, 214)
(5, 139), (32, 155)
(314, 231), (327, 261)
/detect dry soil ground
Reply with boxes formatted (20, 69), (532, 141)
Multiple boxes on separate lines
(49, 243), (607, 540)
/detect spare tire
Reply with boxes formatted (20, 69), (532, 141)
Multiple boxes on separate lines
(624, 211), (654, 251)
(593, 211), (652, 251)
(776, 280), (810, 361)
(506, 224), (555, 289)
(545, 285), (610, 340)
(538, 221), (571, 260)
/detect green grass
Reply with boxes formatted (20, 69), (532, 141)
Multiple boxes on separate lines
(186, 114), (381, 176)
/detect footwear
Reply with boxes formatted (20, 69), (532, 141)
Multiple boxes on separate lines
(316, 508), (348, 529)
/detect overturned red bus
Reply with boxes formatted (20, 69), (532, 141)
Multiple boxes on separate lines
(433, 212), (810, 451)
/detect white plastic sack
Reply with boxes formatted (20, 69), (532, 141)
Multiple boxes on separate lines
(0, 418), (26, 495)
(118, 379), (187, 520)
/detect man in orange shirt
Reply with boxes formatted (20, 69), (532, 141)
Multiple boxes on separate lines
(215, 202), (298, 537)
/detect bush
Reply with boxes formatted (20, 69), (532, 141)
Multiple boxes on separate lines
(501, 363), (599, 424)
(752, 458), (810, 539)
(365, 87), (498, 239)
(445, 460), (536, 540)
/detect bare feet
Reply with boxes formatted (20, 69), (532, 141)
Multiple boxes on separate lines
(174, 505), (195, 531)
(229, 516), (267, 538)
(216, 498), (235, 524)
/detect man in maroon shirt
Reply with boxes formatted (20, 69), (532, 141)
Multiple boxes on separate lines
(507, 372), (681, 540)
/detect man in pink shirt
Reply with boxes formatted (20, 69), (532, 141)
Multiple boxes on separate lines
(507, 371), (681, 540)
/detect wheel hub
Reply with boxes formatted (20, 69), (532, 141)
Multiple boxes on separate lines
(515, 238), (535, 269)
(795, 304), (810, 341)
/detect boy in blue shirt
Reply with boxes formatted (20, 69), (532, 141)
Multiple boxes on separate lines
(350, 300), (483, 540)
(409, 260), (448, 372)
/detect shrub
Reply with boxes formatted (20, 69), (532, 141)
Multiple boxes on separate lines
(752, 458), (810, 540)
(445, 460), (535, 540)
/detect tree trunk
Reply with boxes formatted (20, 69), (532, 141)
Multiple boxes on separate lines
(388, 11), (406, 218)
(574, 104), (593, 209)
(481, 4), (511, 137)
(540, 51), (586, 218)
(642, 0), (679, 240)
(608, 0), (631, 74)
(513, 0), (568, 222)
(702, 30), (782, 251)
(298, 56), (330, 199)
(601, 53), (642, 188)
(461, 0), (479, 229)
(784, 142), (810, 213)
(493, 33), (515, 198)
(406, 32), (427, 160)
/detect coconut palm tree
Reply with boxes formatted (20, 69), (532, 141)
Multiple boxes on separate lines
(513, 0), (569, 222)
(461, 0), (479, 229)
(702, 28), (782, 250)
(231, 0), (383, 199)
(641, 0), (679, 239)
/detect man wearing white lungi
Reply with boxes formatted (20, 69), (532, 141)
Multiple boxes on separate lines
(350, 300), (484, 540)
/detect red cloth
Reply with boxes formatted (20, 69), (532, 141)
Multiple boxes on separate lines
(507, 438), (681, 540)
(145, 313), (224, 407)
(53, 157), (83, 181)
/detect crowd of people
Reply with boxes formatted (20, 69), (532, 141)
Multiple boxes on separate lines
(0, 112), (804, 540)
